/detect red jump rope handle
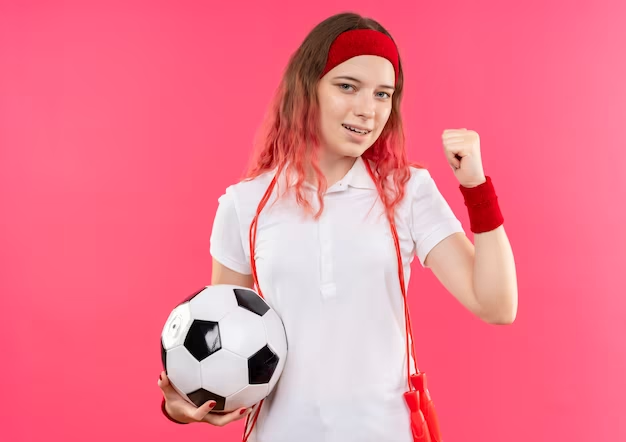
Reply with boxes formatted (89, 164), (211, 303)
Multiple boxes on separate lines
(404, 388), (432, 442)
(410, 373), (443, 442)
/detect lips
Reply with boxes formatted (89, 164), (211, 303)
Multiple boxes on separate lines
(342, 124), (372, 135)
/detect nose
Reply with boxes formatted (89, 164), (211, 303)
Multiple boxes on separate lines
(353, 92), (376, 119)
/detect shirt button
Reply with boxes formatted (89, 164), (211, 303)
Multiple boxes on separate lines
(321, 283), (337, 299)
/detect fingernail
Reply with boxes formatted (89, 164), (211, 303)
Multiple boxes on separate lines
(209, 401), (216, 407)
(159, 373), (163, 381)
(240, 408), (247, 415)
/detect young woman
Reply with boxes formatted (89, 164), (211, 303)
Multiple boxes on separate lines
(157, 12), (517, 442)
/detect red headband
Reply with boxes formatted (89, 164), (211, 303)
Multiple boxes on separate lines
(321, 29), (400, 82)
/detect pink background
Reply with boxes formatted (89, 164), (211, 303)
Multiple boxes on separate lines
(1, 1), (625, 441)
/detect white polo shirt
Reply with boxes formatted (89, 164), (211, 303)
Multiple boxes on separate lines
(209, 156), (464, 442)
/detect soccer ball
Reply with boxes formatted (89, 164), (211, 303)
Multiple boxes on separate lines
(160, 284), (288, 412)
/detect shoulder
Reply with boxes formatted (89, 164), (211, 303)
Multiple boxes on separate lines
(407, 165), (435, 188)
(218, 170), (276, 219)
(399, 165), (459, 223)
(395, 165), (438, 205)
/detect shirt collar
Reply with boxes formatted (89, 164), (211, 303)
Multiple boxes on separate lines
(342, 156), (377, 190)
(278, 156), (376, 192)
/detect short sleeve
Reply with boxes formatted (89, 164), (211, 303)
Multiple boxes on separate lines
(209, 186), (252, 275)
(409, 169), (465, 268)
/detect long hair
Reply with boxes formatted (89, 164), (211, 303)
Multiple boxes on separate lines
(245, 12), (421, 220)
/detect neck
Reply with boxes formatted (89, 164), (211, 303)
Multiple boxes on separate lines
(307, 152), (357, 188)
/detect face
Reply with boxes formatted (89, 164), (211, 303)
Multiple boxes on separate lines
(316, 55), (396, 160)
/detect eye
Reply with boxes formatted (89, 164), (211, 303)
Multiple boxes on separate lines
(338, 83), (355, 91)
(376, 91), (391, 99)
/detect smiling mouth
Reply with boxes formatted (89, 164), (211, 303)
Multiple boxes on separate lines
(342, 124), (371, 135)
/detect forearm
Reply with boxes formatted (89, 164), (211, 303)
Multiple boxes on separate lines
(472, 225), (518, 324)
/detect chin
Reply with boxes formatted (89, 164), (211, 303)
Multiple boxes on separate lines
(338, 149), (364, 158)
(347, 145), (374, 158)
(332, 141), (374, 158)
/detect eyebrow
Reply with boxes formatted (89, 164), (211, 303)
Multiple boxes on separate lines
(332, 76), (395, 91)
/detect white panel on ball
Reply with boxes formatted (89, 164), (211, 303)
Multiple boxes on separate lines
(189, 286), (238, 322)
(224, 384), (269, 412)
(161, 302), (193, 350)
(165, 346), (202, 395)
(262, 309), (288, 357)
(200, 349), (249, 397)
(219, 307), (267, 358)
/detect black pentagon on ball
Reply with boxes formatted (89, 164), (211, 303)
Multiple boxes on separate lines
(248, 345), (279, 384)
(184, 320), (222, 361)
(187, 388), (226, 410)
(161, 338), (167, 370)
(234, 288), (270, 316)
